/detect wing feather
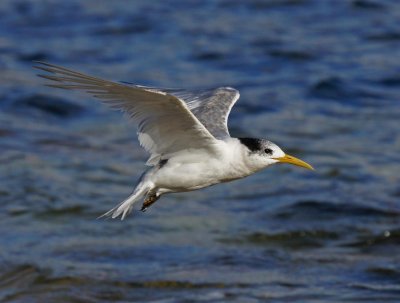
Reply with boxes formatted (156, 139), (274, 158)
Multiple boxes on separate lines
(125, 86), (240, 139)
(34, 62), (218, 165)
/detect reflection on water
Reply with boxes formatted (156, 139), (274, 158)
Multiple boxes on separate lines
(1, 0), (400, 302)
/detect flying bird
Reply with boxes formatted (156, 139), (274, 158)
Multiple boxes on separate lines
(34, 62), (313, 220)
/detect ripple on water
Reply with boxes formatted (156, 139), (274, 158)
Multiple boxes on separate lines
(219, 229), (340, 250)
(341, 229), (400, 253)
(378, 75), (400, 87)
(17, 94), (85, 118)
(273, 200), (400, 221)
(308, 77), (381, 104)
(0, 263), (253, 303)
(268, 49), (316, 61)
(351, 0), (386, 10)
(366, 266), (400, 283)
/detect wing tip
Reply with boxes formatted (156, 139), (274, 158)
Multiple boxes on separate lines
(32, 61), (53, 70)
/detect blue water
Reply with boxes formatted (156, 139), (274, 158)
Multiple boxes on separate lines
(1, 0), (400, 302)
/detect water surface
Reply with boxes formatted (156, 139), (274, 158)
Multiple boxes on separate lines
(1, 0), (400, 302)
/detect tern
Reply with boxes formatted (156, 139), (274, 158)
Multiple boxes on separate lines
(34, 62), (313, 220)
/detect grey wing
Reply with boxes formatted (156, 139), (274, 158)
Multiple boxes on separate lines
(133, 86), (240, 139)
(34, 62), (218, 166)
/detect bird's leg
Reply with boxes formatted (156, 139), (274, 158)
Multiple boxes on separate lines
(141, 194), (159, 212)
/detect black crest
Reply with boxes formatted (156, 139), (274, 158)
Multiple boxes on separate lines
(238, 138), (262, 152)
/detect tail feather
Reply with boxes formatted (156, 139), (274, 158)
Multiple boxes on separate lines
(98, 181), (151, 220)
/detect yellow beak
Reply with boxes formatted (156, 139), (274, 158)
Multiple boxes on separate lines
(274, 154), (314, 170)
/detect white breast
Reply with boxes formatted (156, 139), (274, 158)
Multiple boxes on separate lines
(150, 139), (253, 192)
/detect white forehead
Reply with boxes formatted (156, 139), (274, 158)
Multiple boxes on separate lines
(266, 141), (285, 158)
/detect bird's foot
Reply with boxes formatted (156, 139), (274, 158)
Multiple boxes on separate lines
(141, 194), (159, 212)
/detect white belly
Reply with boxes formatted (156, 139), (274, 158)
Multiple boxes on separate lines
(153, 161), (224, 192)
(151, 153), (247, 193)
(148, 140), (255, 194)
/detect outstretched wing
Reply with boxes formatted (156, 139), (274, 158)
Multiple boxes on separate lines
(34, 62), (219, 165)
(130, 86), (240, 140)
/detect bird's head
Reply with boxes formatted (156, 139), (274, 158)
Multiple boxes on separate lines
(238, 138), (314, 171)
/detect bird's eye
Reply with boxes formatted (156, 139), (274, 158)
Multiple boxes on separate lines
(264, 148), (273, 155)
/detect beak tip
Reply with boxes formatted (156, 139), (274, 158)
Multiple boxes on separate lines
(305, 163), (315, 171)
(276, 154), (314, 171)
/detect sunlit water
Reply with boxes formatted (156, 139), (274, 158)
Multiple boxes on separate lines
(1, 0), (400, 302)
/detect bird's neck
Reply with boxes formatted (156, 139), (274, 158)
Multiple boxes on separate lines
(223, 138), (263, 178)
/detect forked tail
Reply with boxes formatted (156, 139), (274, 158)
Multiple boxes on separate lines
(98, 179), (152, 220)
